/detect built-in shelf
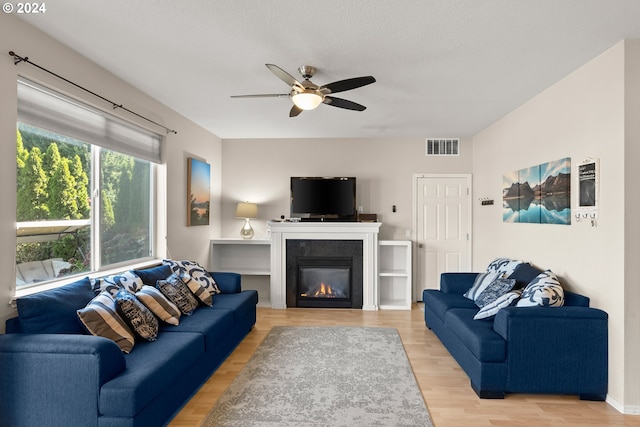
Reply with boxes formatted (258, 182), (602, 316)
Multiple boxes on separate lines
(209, 238), (271, 276)
(378, 240), (412, 310)
(210, 238), (271, 307)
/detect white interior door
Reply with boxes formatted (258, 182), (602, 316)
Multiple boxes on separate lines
(414, 174), (471, 300)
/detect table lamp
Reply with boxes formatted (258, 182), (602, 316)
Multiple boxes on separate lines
(235, 202), (258, 239)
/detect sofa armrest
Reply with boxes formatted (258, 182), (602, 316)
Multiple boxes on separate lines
(493, 306), (608, 340)
(211, 271), (242, 294)
(493, 306), (608, 397)
(440, 272), (479, 295)
(0, 333), (126, 426)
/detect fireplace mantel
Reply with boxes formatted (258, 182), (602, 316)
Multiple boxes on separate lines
(269, 221), (382, 310)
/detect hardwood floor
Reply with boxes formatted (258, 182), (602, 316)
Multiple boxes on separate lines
(169, 305), (640, 427)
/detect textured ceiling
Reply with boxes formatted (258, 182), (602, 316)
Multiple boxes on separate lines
(16, 0), (640, 139)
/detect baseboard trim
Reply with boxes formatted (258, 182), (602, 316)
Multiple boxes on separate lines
(606, 395), (640, 415)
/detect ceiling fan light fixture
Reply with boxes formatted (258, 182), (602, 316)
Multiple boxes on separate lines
(292, 89), (323, 110)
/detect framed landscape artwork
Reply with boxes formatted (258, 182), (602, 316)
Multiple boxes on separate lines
(187, 157), (210, 226)
(503, 157), (571, 225)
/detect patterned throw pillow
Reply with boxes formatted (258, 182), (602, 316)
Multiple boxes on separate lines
(179, 273), (213, 306)
(77, 291), (135, 353)
(91, 271), (144, 297)
(163, 260), (221, 298)
(114, 288), (159, 341)
(463, 272), (502, 301)
(156, 273), (199, 316)
(486, 258), (525, 277)
(474, 278), (516, 308)
(136, 285), (181, 325)
(474, 289), (523, 320)
(516, 270), (564, 307)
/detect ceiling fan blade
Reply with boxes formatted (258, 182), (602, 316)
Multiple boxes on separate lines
(266, 64), (303, 89)
(230, 94), (290, 98)
(289, 105), (303, 117)
(321, 76), (376, 94)
(323, 96), (367, 111)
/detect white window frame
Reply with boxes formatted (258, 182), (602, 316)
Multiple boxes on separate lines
(13, 78), (166, 299)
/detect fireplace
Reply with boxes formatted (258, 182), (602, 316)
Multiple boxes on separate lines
(297, 258), (352, 308)
(286, 240), (363, 308)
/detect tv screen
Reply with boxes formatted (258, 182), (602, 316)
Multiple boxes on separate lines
(290, 177), (356, 221)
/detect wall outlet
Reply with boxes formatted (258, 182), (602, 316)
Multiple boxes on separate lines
(405, 228), (411, 238)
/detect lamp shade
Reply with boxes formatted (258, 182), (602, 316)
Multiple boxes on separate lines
(235, 202), (258, 219)
(292, 90), (323, 110)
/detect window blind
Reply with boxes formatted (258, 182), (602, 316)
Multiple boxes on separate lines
(17, 78), (162, 163)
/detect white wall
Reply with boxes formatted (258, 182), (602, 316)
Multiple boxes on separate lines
(472, 40), (639, 411)
(0, 15), (223, 330)
(220, 137), (473, 241)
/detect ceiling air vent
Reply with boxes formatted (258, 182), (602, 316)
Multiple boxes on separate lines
(426, 138), (459, 156)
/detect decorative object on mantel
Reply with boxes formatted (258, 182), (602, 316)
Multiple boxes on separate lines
(575, 158), (599, 227)
(187, 158), (211, 226)
(202, 326), (433, 427)
(235, 202), (258, 239)
(502, 157), (571, 225)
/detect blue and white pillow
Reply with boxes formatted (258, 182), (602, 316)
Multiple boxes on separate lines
(463, 271), (502, 301)
(486, 258), (524, 278)
(516, 270), (564, 307)
(474, 289), (522, 320)
(91, 271), (144, 297)
(474, 278), (516, 308)
(163, 260), (220, 302)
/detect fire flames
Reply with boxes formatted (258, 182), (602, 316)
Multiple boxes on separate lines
(301, 282), (337, 298)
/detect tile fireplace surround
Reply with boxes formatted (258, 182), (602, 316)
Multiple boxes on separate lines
(269, 221), (381, 310)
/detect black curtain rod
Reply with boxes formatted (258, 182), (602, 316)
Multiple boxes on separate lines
(9, 50), (177, 135)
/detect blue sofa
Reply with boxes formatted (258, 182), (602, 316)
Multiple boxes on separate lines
(0, 267), (258, 427)
(423, 271), (608, 400)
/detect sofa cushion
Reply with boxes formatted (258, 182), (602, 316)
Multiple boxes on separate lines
(160, 306), (235, 353)
(133, 264), (173, 287)
(508, 263), (543, 288)
(444, 308), (507, 362)
(516, 270), (564, 307)
(423, 289), (478, 323)
(99, 331), (205, 418)
(474, 289), (522, 320)
(213, 290), (259, 323)
(91, 271), (144, 297)
(156, 274), (199, 315)
(135, 285), (181, 325)
(115, 288), (159, 341)
(463, 272), (502, 301)
(16, 277), (96, 334)
(77, 291), (135, 353)
(474, 278), (516, 308)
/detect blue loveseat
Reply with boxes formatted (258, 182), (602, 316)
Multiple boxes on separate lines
(0, 264), (258, 427)
(423, 263), (608, 400)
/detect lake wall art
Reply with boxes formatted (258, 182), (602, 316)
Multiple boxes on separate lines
(187, 157), (211, 226)
(503, 157), (571, 225)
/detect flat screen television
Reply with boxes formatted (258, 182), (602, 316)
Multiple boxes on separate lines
(290, 177), (357, 221)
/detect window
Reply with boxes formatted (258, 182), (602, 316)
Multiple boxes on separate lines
(15, 79), (161, 292)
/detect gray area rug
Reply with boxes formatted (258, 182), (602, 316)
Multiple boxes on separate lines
(202, 326), (433, 427)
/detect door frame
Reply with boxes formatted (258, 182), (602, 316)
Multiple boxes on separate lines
(412, 173), (473, 301)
